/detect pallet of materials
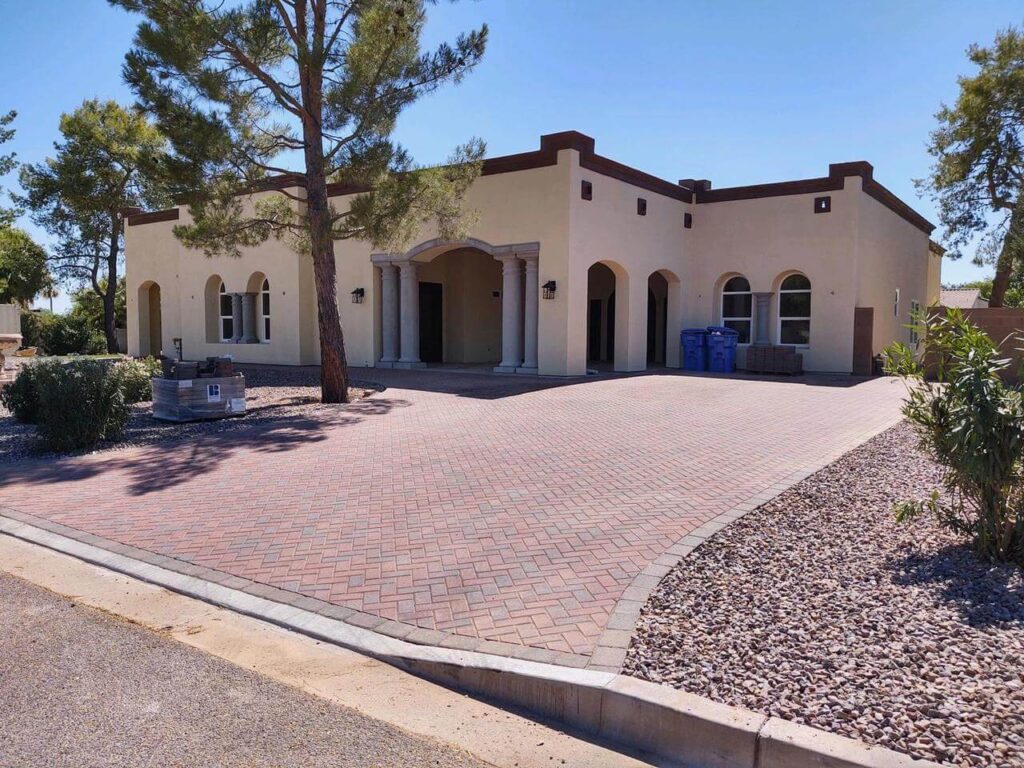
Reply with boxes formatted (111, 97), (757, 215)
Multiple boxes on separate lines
(152, 374), (247, 422)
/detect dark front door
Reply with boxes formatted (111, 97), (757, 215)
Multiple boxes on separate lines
(607, 291), (615, 362)
(419, 282), (443, 363)
(588, 299), (602, 361)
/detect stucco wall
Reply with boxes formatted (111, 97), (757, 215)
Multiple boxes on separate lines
(0, 304), (20, 336)
(567, 155), (689, 374)
(852, 188), (932, 357)
(687, 182), (860, 373)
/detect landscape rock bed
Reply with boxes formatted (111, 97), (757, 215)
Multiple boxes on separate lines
(0, 364), (377, 464)
(624, 422), (1024, 768)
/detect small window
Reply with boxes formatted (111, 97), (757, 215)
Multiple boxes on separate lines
(894, 288), (900, 318)
(260, 278), (271, 342)
(581, 180), (593, 200)
(778, 273), (811, 346)
(637, 198), (647, 216)
(814, 196), (831, 213)
(218, 282), (233, 341)
(721, 275), (752, 344)
(684, 212), (693, 229)
(910, 299), (921, 345)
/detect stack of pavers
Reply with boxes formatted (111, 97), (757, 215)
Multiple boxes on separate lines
(744, 345), (804, 375)
(151, 356), (247, 422)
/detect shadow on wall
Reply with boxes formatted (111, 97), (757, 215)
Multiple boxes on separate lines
(0, 396), (409, 497)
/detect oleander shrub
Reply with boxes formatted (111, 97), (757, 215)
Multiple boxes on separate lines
(0, 358), (56, 423)
(32, 359), (129, 452)
(884, 309), (1024, 566)
(112, 357), (161, 404)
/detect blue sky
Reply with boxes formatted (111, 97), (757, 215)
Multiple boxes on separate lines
(1, 0), (1020, 312)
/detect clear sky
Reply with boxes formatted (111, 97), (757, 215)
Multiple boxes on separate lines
(1, 0), (1021, 312)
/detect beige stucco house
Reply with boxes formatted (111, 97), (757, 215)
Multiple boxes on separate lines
(126, 131), (940, 376)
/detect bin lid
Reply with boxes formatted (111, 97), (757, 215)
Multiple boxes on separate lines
(706, 325), (739, 336)
(682, 328), (708, 334)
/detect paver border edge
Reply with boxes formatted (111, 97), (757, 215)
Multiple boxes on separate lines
(0, 512), (943, 768)
(590, 415), (906, 672)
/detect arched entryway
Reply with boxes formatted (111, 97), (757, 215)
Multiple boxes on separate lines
(138, 281), (162, 357)
(647, 269), (682, 367)
(586, 261), (628, 370)
(414, 247), (503, 365)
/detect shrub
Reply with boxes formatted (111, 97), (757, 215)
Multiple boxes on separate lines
(0, 359), (57, 423)
(39, 313), (107, 356)
(884, 309), (1024, 565)
(112, 357), (161, 404)
(32, 359), (129, 452)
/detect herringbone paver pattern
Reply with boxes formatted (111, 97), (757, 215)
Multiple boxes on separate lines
(0, 369), (905, 657)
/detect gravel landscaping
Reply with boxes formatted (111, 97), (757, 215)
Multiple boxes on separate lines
(624, 422), (1024, 768)
(0, 364), (378, 464)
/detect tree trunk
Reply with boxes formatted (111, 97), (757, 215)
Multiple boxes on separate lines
(104, 214), (121, 353)
(300, 24), (349, 404)
(989, 196), (1024, 307)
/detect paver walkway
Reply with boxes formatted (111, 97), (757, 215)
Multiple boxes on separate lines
(0, 368), (906, 666)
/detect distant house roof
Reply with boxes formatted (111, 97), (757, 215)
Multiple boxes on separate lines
(940, 289), (989, 309)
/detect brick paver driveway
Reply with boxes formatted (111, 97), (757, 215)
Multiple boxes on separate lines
(0, 369), (905, 667)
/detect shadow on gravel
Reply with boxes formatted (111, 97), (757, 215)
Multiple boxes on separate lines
(0, 397), (408, 496)
(891, 544), (1024, 628)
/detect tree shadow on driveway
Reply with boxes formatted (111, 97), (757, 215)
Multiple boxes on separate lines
(890, 542), (1024, 629)
(0, 396), (409, 497)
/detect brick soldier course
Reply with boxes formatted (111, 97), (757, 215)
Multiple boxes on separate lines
(0, 368), (905, 668)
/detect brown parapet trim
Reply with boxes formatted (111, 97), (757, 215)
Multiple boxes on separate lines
(697, 160), (934, 235)
(126, 207), (180, 226)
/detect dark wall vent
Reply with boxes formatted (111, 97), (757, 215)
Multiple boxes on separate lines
(684, 212), (693, 229)
(637, 198), (647, 216)
(581, 180), (593, 200)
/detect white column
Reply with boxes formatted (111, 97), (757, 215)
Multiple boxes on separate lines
(753, 292), (774, 346)
(397, 260), (423, 367)
(379, 263), (399, 366)
(230, 293), (243, 343)
(494, 254), (523, 372)
(517, 253), (539, 373)
(241, 293), (258, 343)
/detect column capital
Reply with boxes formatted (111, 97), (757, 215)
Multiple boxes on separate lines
(494, 252), (522, 265)
(518, 251), (539, 264)
(753, 291), (775, 298)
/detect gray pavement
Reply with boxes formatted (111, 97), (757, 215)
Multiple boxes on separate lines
(0, 572), (491, 768)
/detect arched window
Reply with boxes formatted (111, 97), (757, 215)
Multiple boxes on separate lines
(721, 276), (752, 343)
(218, 282), (234, 341)
(778, 274), (811, 346)
(260, 278), (271, 342)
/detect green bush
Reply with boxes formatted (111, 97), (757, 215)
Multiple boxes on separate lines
(0, 359), (56, 423)
(884, 309), (1024, 566)
(19, 311), (106, 355)
(32, 359), (130, 452)
(111, 357), (161, 404)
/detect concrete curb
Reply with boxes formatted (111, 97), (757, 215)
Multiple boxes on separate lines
(590, 413), (906, 672)
(1, 514), (944, 768)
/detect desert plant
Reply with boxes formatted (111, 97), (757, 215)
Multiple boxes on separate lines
(112, 356), (161, 404)
(32, 359), (129, 452)
(884, 309), (1024, 565)
(0, 358), (58, 423)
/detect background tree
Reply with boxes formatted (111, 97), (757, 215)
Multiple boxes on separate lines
(0, 110), (18, 227)
(18, 99), (170, 353)
(0, 227), (48, 306)
(110, 0), (487, 402)
(70, 277), (127, 335)
(921, 26), (1024, 307)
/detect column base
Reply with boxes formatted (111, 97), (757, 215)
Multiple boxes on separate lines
(493, 365), (520, 373)
(376, 360), (396, 369)
(515, 365), (538, 374)
(394, 361), (426, 369)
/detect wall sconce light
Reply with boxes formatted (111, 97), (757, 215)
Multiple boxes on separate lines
(351, 287), (365, 304)
(542, 280), (557, 300)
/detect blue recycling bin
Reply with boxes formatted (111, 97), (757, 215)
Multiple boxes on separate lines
(706, 326), (740, 373)
(680, 328), (708, 371)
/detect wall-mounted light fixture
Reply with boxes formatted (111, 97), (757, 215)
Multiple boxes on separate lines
(351, 287), (365, 304)
(542, 280), (557, 300)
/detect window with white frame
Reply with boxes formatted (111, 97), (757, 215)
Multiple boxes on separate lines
(218, 282), (233, 341)
(778, 274), (811, 346)
(260, 278), (271, 342)
(910, 299), (921, 345)
(721, 275), (752, 343)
